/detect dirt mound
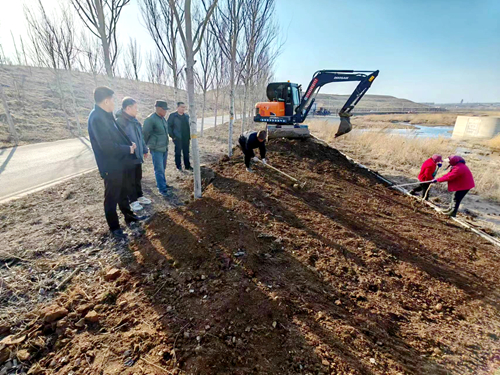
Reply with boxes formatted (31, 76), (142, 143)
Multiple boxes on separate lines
(3, 138), (500, 375)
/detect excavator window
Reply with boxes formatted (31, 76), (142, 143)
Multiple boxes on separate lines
(291, 86), (300, 107)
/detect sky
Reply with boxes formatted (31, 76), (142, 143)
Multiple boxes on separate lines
(0, 0), (499, 103)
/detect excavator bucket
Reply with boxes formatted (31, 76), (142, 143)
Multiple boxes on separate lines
(335, 116), (352, 138)
(267, 125), (311, 139)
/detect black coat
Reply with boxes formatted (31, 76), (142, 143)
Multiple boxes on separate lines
(167, 112), (191, 141)
(88, 104), (137, 178)
(240, 131), (266, 158)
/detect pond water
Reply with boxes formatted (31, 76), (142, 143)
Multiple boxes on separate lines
(358, 123), (454, 138)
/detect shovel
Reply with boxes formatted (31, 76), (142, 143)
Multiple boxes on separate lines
(257, 159), (306, 188)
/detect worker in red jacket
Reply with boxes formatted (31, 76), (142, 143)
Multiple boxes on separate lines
(431, 155), (475, 217)
(410, 154), (442, 199)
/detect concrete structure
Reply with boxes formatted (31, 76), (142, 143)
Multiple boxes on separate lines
(452, 116), (500, 139)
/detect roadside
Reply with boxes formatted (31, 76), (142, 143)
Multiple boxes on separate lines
(0, 114), (240, 203)
(309, 119), (500, 237)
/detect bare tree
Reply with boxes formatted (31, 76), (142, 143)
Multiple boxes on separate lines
(195, 28), (215, 136)
(210, 0), (245, 156)
(10, 32), (22, 65)
(78, 32), (102, 85)
(25, 1), (79, 135)
(0, 84), (19, 145)
(169, 0), (218, 199)
(127, 38), (142, 81)
(239, 0), (278, 132)
(210, 32), (225, 131)
(70, 0), (130, 78)
(140, 0), (184, 101)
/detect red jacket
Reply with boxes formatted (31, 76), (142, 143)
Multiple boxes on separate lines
(418, 158), (437, 182)
(437, 162), (475, 192)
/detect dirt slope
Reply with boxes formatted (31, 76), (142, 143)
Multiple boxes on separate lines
(2, 138), (500, 375)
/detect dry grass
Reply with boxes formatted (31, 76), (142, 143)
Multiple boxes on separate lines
(486, 134), (500, 150)
(308, 119), (500, 202)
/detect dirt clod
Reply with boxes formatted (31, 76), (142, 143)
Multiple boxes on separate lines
(42, 306), (68, 323)
(104, 268), (122, 281)
(84, 310), (99, 323)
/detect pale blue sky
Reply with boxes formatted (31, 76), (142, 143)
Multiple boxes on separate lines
(1, 0), (499, 103)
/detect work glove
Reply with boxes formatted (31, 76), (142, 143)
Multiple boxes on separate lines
(431, 179), (438, 183)
(252, 156), (259, 162)
(262, 158), (267, 165)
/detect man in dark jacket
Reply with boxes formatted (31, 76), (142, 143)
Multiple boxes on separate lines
(238, 130), (267, 173)
(88, 87), (144, 240)
(167, 102), (192, 172)
(116, 97), (151, 211)
(143, 100), (170, 196)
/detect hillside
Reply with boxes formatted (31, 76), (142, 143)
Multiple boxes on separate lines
(1, 132), (499, 374)
(0, 65), (228, 147)
(315, 93), (432, 111)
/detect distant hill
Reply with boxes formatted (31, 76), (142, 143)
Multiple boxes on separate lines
(0, 65), (227, 147)
(315, 93), (432, 112)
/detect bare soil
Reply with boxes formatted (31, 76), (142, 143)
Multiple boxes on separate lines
(2, 135), (500, 375)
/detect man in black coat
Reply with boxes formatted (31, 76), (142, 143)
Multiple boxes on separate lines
(88, 87), (144, 240)
(116, 97), (151, 211)
(238, 130), (267, 173)
(167, 102), (192, 172)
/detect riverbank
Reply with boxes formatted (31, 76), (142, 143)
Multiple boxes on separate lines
(308, 119), (500, 237)
(351, 111), (500, 128)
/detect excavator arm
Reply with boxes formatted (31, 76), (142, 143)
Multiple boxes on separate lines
(296, 70), (379, 137)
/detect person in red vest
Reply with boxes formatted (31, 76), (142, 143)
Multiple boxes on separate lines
(410, 154), (442, 200)
(431, 155), (475, 217)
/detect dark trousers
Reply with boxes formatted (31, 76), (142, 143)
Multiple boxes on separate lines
(104, 171), (136, 231)
(410, 183), (431, 200)
(238, 136), (254, 168)
(448, 190), (470, 217)
(174, 138), (191, 170)
(126, 164), (143, 202)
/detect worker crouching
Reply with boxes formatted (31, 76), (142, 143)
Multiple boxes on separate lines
(410, 154), (443, 200)
(431, 155), (475, 217)
(238, 130), (267, 173)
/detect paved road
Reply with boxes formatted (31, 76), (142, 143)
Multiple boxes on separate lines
(0, 114), (238, 203)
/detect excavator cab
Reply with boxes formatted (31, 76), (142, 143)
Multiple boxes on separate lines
(254, 69), (379, 139)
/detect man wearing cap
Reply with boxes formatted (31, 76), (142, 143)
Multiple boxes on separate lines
(143, 100), (170, 196)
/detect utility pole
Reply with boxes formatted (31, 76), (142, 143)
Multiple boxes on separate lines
(0, 84), (19, 145)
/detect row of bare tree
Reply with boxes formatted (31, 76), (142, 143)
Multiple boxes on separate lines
(1, 0), (280, 198)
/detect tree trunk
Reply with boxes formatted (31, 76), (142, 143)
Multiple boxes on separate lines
(94, 0), (113, 78)
(184, 15), (202, 198)
(214, 85), (219, 130)
(228, 57), (235, 156)
(241, 83), (248, 134)
(55, 70), (72, 134)
(201, 90), (206, 137)
(221, 90), (226, 127)
(173, 71), (179, 103)
(67, 70), (82, 136)
(0, 84), (19, 145)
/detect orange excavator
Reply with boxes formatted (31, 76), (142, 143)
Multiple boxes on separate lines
(254, 69), (379, 138)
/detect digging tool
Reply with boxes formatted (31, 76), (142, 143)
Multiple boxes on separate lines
(257, 159), (306, 188)
(391, 180), (435, 188)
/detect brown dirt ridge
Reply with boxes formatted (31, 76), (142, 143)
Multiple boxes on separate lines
(2, 137), (500, 375)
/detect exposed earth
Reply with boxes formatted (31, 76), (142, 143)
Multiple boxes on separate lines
(1, 135), (500, 375)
